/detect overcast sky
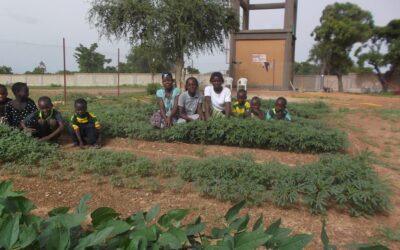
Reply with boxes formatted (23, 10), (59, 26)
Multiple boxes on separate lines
(0, 0), (399, 74)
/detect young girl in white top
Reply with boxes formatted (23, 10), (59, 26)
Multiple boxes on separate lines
(204, 72), (231, 120)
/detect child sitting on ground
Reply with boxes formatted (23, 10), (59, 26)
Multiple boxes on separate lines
(204, 72), (231, 119)
(5, 82), (37, 128)
(266, 97), (291, 121)
(232, 89), (250, 118)
(70, 98), (102, 149)
(177, 77), (204, 123)
(151, 72), (181, 128)
(21, 96), (64, 142)
(249, 96), (265, 120)
(0, 84), (12, 124)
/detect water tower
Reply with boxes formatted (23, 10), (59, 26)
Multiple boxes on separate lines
(229, 0), (297, 90)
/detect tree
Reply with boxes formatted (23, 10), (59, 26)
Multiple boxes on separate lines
(74, 43), (112, 73)
(310, 3), (373, 92)
(294, 61), (319, 75)
(186, 66), (200, 74)
(0, 66), (13, 74)
(26, 61), (46, 74)
(123, 45), (174, 74)
(89, 0), (238, 87)
(356, 19), (400, 92)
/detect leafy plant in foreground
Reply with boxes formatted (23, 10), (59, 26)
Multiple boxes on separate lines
(0, 180), (314, 249)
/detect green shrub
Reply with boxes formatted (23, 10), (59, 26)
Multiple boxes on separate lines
(176, 153), (391, 216)
(0, 180), (317, 250)
(161, 118), (348, 153)
(146, 82), (161, 95)
(0, 125), (59, 165)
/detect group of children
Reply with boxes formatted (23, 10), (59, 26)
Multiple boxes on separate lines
(0, 71), (290, 146)
(0, 83), (101, 148)
(151, 71), (291, 128)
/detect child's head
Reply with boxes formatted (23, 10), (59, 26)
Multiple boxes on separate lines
(236, 89), (247, 105)
(250, 96), (261, 110)
(74, 98), (87, 116)
(38, 96), (53, 117)
(210, 72), (224, 91)
(275, 97), (287, 119)
(11, 82), (29, 101)
(161, 72), (174, 91)
(185, 77), (199, 96)
(0, 84), (8, 102)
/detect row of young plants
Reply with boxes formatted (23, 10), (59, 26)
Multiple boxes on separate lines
(0, 180), (389, 250)
(52, 92), (346, 153)
(86, 98), (347, 153)
(0, 125), (390, 216)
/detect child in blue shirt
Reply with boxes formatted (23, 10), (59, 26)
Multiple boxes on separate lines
(150, 72), (180, 128)
(266, 97), (291, 121)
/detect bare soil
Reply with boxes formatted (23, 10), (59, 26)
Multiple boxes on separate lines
(3, 89), (400, 249)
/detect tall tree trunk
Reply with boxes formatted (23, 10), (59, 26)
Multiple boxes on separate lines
(336, 74), (344, 92)
(372, 64), (389, 92)
(175, 55), (184, 89)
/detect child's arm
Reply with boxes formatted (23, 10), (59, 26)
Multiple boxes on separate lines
(224, 102), (231, 118)
(223, 89), (232, 118)
(169, 95), (179, 123)
(178, 106), (191, 121)
(252, 108), (265, 120)
(197, 101), (204, 120)
(21, 113), (37, 133)
(157, 97), (169, 127)
(40, 121), (64, 142)
(204, 96), (211, 120)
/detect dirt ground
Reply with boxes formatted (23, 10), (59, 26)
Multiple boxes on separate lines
(2, 88), (400, 249)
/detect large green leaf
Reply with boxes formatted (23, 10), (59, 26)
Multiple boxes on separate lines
(44, 213), (86, 229)
(158, 228), (188, 249)
(48, 207), (70, 217)
(0, 181), (23, 198)
(127, 235), (148, 250)
(145, 204), (160, 222)
(278, 234), (313, 250)
(130, 225), (158, 242)
(75, 194), (92, 214)
(74, 227), (114, 250)
(158, 208), (189, 228)
(234, 228), (272, 250)
(46, 224), (70, 250)
(224, 201), (245, 224)
(186, 221), (205, 236)
(0, 214), (20, 249)
(265, 218), (282, 236)
(321, 220), (337, 250)
(91, 207), (119, 227)
(18, 224), (37, 248)
(2, 196), (36, 214)
(229, 214), (250, 232)
(252, 214), (264, 231)
(96, 220), (130, 236)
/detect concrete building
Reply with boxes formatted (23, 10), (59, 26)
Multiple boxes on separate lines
(229, 0), (297, 90)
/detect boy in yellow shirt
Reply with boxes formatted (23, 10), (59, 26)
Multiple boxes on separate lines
(232, 89), (250, 118)
(70, 98), (101, 148)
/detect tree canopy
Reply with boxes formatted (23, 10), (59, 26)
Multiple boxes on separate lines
(26, 61), (46, 74)
(122, 45), (174, 74)
(310, 2), (373, 92)
(88, 0), (238, 87)
(0, 66), (12, 74)
(74, 43), (112, 73)
(356, 19), (400, 92)
(294, 61), (320, 75)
